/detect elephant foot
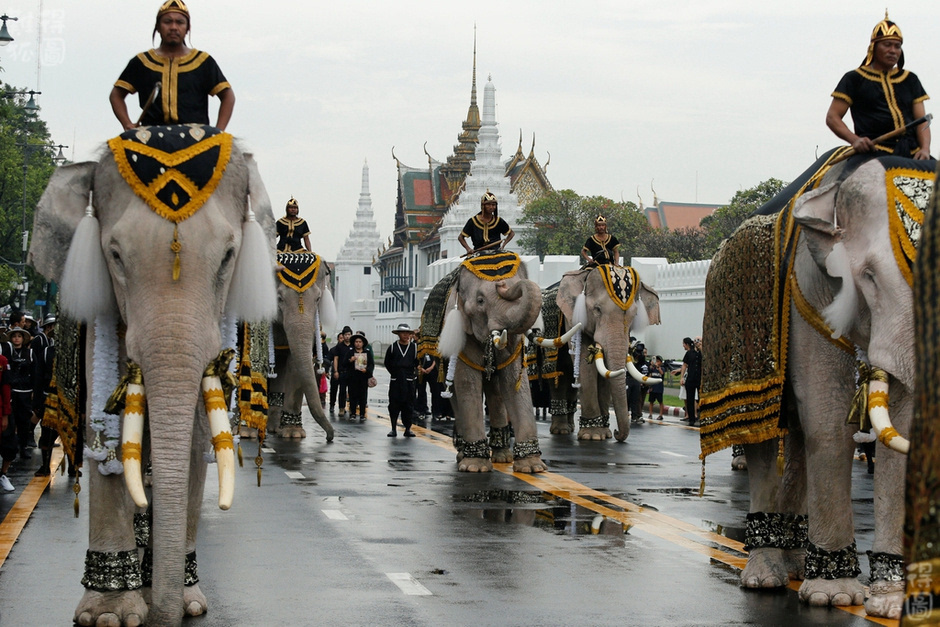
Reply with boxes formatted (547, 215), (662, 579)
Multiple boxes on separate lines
(276, 426), (307, 439)
(238, 425), (260, 439)
(798, 577), (865, 607)
(183, 583), (208, 617)
(731, 454), (748, 470)
(513, 454), (547, 473)
(864, 581), (904, 619)
(74, 589), (148, 627)
(549, 416), (573, 435)
(491, 447), (513, 463)
(741, 547), (789, 588)
(784, 548), (805, 581)
(458, 457), (493, 472)
(577, 427), (612, 440)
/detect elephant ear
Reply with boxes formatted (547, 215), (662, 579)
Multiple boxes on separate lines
(557, 269), (589, 324)
(29, 162), (97, 282)
(639, 282), (661, 325)
(792, 180), (857, 338)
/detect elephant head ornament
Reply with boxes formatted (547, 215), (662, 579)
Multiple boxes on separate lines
(29, 126), (278, 626)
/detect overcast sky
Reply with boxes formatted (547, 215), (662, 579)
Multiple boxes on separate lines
(2, 1), (937, 260)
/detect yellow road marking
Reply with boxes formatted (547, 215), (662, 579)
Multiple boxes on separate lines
(0, 447), (65, 570)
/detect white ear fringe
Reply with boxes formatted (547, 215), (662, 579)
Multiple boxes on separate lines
(853, 430), (877, 443)
(439, 306), (468, 358)
(60, 195), (117, 322)
(821, 242), (857, 339)
(532, 311), (544, 332)
(319, 287), (337, 332)
(226, 203), (278, 323)
(572, 292), (588, 328)
(632, 296), (649, 332)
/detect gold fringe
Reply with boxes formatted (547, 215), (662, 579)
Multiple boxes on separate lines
(73, 477), (81, 518)
(458, 338), (524, 373)
(171, 225), (181, 281)
(777, 437), (785, 476)
(460, 252), (521, 281)
(790, 273), (855, 354)
(298, 294), (304, 314)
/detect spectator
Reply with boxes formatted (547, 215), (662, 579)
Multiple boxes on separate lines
(385, 324), (418, 437)
(5, 327), (37, 461)
(673, 337), (702, 426)
(330, 326), (353, 416)
(346, 332), (373, 420)
(0, 349), (13, 491)
(647, 356), (666, 420)
(34, 316), (57, 476)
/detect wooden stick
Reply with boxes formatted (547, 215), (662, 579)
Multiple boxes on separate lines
(135, 82), (162, 126)
(831, 113), (932, 165)
(460, 239), (503, 258)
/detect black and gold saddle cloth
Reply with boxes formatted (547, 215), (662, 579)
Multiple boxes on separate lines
(595, 265), (639, 311)
(461, 251), (521, 281)
(276, 252), (321, 294)
(108, 124), (233, 223)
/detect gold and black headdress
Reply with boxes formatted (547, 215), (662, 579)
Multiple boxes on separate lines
(286, 197), (299, 209)
(863, 11), (904, 69)
(157, 0), (189, 20)
(481, 190), (498, 206)
(594, 215), (607, 225)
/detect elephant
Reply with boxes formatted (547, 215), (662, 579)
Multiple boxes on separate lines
(542, 266), (661, 442)
(700, 154), (935, 619)
(265, 251), (336, 441)
(29, 125), (279, 626)
(434, 251), (547, 473)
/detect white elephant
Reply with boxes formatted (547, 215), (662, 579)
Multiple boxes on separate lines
(433, 252), (547, 473)
(539, 266), (661, 441)
(266, 251), (335, 441)
(700, 153), (934, 619)
(29, 125), (278, 626)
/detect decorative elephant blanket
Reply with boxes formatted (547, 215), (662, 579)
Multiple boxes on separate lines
(699, 153), (935, 459)
(418, 267), (461, 366)
(596, 264), (640, 311)
(460, 250), (521, 280)
(108, 124), (233, 223)
(905, 163), (940, 615)
(527, 284), (564, 383)
(276, 252), (321, 313)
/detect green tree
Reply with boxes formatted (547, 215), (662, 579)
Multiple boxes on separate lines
(520, 190), (651, 261)
(700, 178), (789, 253)
(0, 84), (59, 313)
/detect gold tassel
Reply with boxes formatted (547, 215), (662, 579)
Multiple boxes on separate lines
(73, 475), (82, 518)
(847, 363), (889, 430)
(777, 437), (785, 476)
(256, 437), (264, 487)
(298, 294), (304, 314)
(171, 225), (182, 281)
(237, 442), (244, 467)
(105, 361), (144, 415)
(698, 459), (706, 497)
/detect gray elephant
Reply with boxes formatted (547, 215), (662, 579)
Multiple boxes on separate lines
(541, 266), (660, 441)
(266, 251), (335, 441)
(701, 154), (933, 619)
(432, 252), (546, 473)
(29, 125), (278, 626)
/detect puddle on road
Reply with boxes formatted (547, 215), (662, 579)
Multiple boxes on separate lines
(700, 519), (746, 544)
(454, 490), (630, 537)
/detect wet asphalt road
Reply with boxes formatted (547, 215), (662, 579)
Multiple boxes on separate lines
(0, 375), (886, 626)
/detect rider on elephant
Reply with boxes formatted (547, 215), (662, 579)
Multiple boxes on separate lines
(826, 12), (931, 159)
(109, 0), (236, 131)
(458, 191), (515, 255)
(581, 215), (620, 266)
(275, 197), (312, 253)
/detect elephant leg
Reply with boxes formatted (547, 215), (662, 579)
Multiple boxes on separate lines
(452, 361), (492, 473)
(577, 364), (611, 440)
(496, 364), (546, 473)
(264, 375), (284, 437)
(549, 353), (574, 435)
(863, 385), (910, 619)
(74, 459), (148, 627)
(485, 386), (513, 463)
(276, 385), (307, 439)
(740, 439), (790, 589)
(182, 414), (210, 618)
(789, 315), (864, 607)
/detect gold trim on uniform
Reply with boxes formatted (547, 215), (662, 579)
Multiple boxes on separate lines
(136, 49), (215, 123)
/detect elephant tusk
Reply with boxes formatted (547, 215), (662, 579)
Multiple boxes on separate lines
(535, 322), (583, 348)
(203, 375), (236, 510)
(492, 329), (508, 349)
(121, 382), (148, 508)
(592, 345), (625, 379)
(626, 354), (662, 385)
(868, 380), (910, 454)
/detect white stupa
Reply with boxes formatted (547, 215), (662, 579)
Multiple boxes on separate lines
(332, 159), (383, 336)
(439, 75), (527, 256)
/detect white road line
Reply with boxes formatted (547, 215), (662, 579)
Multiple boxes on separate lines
(284, 471), (305, 479)
(322, 510), (348, 520)
(261, 447), (276, 453)
(386, 572), (432, 596)
(660, 451), (686, 458)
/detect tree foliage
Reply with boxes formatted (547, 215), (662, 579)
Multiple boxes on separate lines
(700, 178), (788, 252)
(519, 178), (790, 266)
(0, 83), (59, 313)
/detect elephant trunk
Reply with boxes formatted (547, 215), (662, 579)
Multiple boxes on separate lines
(592, 342), (626, 379)
(497, 279), (525, 302)
(868, 379), (910, 454)
(594, 333), (630, 440)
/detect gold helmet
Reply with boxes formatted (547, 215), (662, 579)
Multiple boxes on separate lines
(863, 11), (904, 69)
(594, 215), (607, 225)
(481, 190), (498, 207)
(155, 0), (190, 35)
(286, 197), (299, 209)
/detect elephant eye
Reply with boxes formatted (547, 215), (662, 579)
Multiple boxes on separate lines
(863, 268), (876, 283)
(477, 295), (485, 306)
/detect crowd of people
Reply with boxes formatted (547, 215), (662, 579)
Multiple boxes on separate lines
(0, 312), (58, 492)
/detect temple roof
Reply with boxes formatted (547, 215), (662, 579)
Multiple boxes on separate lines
(644, 201), (721, 230)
